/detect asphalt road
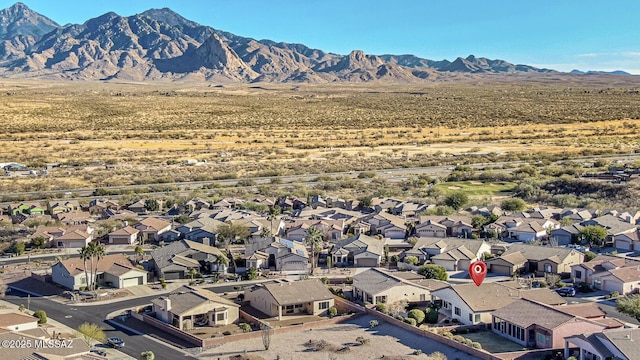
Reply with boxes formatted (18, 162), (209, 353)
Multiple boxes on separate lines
(4, 289), (198, 360)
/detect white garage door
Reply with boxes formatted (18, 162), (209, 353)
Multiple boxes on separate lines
(490, 264), (512, 275)
(122, 277), (141, 288)
(602, 280), (620, 293)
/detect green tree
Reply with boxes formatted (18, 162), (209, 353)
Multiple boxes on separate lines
(559, 217), (574, 227)
(30, 236), (47, 249)
(443, 191), (469, 210)
(246, 267), (258, 280)
(216, 221), (250, 247)
(188, 267), (198, 281)
(11, 241), (26, 256)
(305, 226), (323, 273)
(144, 199), (159, 212)
(88, 242), (106, 290)
(418, 264), (448, 281)
(407, 309), (425, 324)
(584, 251), (597, 262)
(76, 322), (106, 345)
(78, 245), (91, 291)
(267, 206), (281, 237)
(500, 198), (527, 212)
(33, 310), (47, 324)
(616, 295), (640, 322)
(404, 256), (419, 266)
(471, 215), (488, 229)
(357, 196), (372, 209)
(140, 351), (155, 360)
(580, 225), (608, 247)
(134, 245), (144, 264)
(173, 214), (191, 224)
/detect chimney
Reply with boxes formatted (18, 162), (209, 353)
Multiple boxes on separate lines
(164, 297), (171, 311)
(124, 221), (128, 226)
(202, 237), (210, 246)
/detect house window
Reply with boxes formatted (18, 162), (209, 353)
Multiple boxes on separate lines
(286, 305), (294, 314)
(575, 270), (582, 279)
(319, 301), (329, 310)
(57, 241), (63, 247)
(454, 307), (461, 316)
(544, 264), (552, 273)
(375, 296), (387, 304)
(216, 312), (226, 321)
(420, 294), (426, 302)
(469, 314), (473, 322)
(474, 314), (481, 323)
(536, 333), (549, 346)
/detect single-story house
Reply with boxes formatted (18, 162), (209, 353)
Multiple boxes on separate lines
(245, 279), (334, 320)
(352, 268), (448, 305)
(150, 239), (228, 280)
(430, 245), (477, 271)
(614, 230), (640, 251)
(501, 243), (584, 276)
(550, 224), (584, 246)
(0, 312), (39, 331)
(133, 217), (171, 242)
(485, 251), (528, 275)
(151, 286), (239, 330)
(564, 328), (640, 360)
(570, 255), (640, 285)
(330, 234), (384, 267)
(54, 229), (92, 249)
(108, 226), (140, 245)
(431, 281), (565, 325)
(47, 200), (81, 215)
(491, 299), (606, 349)
(592, 266), (640, 295)
(51, 253), (147, 290)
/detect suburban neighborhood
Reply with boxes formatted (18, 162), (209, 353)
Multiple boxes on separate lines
(1, 191), (640, 360)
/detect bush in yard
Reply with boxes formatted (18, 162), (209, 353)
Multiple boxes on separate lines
(452, 335), (465, 343)
(407, 309), (425, 324)
(328, 306), (338, 318)
(33, 310), (47, 324)
(463, 338), (474, 346)
(356, 336), (370, 345)
(239, 323), (251, 333)
(429, 351), (447, 360)
(222, 331), (232, 336)
(413, 349), (422, 355)
(403, 317), (417, 326)
(369, 320), (379, 328)
(375, 302), (387, 313)
(440, 331), (453, 338)
(471, 342), (482, 349)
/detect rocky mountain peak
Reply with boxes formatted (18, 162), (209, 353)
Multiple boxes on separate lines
(0, 2), (59, 40)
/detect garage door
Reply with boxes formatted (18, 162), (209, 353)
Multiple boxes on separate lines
(281, 261), (306, 271)
(616, 240), (632, 251)
(355, 258), (378, 267)
(122, 277), (141, 288)
(490, 264), (512, 275)
(602, 280), (620, 293)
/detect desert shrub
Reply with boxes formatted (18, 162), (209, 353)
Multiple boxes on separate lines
(356, 336), (370, 345)
(403, 317), (417, 326)
(440, 331), (453, 338)
(239, 323), (251, 333)
(223, 331), (232, 336)
(375, 303), (387, 313)
(471, 342), (482, 349)
(369, 320), (379, 328)
(407, 309), (425, 324)
(33, 310), (47, 324)
(429, 351), (447, 360)
(328, 306), (338, 318)
(452, 335), (465, 343)
(413, 349), (422, 355)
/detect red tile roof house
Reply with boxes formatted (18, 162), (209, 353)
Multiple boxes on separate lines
(491, 299), (608, 349)
(108, 225), (140, 245)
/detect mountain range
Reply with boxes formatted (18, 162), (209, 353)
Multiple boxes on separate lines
(0, 2), (619, 83)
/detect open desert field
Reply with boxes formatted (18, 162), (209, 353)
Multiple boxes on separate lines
(0, 80), (639, 198)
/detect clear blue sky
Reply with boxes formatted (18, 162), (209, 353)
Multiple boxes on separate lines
(4, 1), (640, 73)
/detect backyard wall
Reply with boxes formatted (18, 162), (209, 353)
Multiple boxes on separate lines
(365, 308), (501, 360)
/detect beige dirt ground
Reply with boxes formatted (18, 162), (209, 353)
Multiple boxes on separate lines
(198, 315), (479, 360)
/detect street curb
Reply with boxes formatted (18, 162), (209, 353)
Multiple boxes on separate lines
(105, 318), (197, 357)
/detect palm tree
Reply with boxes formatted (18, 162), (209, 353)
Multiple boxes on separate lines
(188, 267), (197, 281)
(267, 206), (281, 237)
(87, 242), (106, 290)
(134, 245), (144, 264)
(305, 227), (323, 274)
(78, 246), (91, 290)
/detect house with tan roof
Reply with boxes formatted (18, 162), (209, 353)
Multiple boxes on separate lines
(0, 312), (38, 332)
(406, 238), (491, 269)
(354, 212), (408, 239)
(285, 219), (344, 242)
(88, 198), (122, 214)
(52, 211), (94, 225)
(150, 239), (228, 280)
(485, 251), (528, 275)
(352, 268), (448, 305)
(486, 216), (558, 241)
(416, 216), (473, 238)
(430, 281), (565, 325)
(53, 228), (93, 249)
(491, 299), (607, 349)
(51, 253), (146, 290)
(133, 217), (171, 242)
(245, 237), (309, 272)
(47, 200), (80, 215)
(330, 234), (384, 267)
(564, 327), (640, 360)
(152, 285), (239, 330)
(501, 243), (584, 276)
(614, 230), (640, 251)
(554, 303), (625, 329)
(592, 266), (640, 295)
(570, 255), (636, 284)
(108, 225), (140, 245)
(245, 279), (334, 320)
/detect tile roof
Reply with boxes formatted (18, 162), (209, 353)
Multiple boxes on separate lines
(57, 253), (137, 276)
(331, 234), (384, 257)
(502, 243), (579, 262)
(136, 217), (171, 231)
(0, 312), (38, 329)
(491, 299), (575, 329)
(160, 285), (239, 315)
(554, 303), (605, 319)
(109, 225), (139, 236)
(602, 328), (640, 359)
(602, 267), (640, 283)
(255, 279), (333, 306)
(486, 251), (527, 266)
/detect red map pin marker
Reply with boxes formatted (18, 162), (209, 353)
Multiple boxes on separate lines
(469, 261), (487, 287)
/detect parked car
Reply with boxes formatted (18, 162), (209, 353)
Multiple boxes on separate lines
(555, 287), (576, 297)
(90, 349), (107, 357)
(107, 337), (125, 348)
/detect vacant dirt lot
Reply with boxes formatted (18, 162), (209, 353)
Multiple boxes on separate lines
(198, 315), (479, 360)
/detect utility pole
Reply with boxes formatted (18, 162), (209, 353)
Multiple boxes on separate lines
(27, 294), (30, 311)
